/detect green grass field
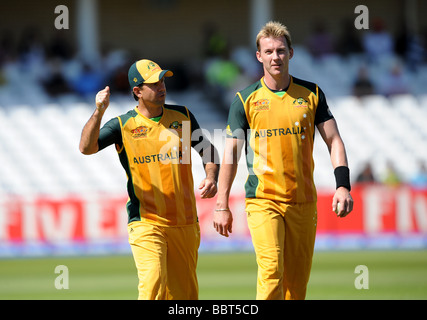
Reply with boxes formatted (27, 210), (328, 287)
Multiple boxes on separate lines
(0, 250), (426, 300)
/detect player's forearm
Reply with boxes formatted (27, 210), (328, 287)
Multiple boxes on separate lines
(216, 138), (243, 208)
(215, 162), (238, 209)
(329, 137), (348, 169)
(204, 161), (219, 181)
(318, 118), (348, 169)
(79, 109), (104, 155)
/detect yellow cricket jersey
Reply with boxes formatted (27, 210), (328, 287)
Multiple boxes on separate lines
(98, 104), (200, 226)
(226, 76), (334, 203)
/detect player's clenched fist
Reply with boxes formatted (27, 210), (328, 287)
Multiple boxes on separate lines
(95, 86), (110, 111)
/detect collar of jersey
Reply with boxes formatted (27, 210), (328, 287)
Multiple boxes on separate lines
(134, 106), (164, 125)
(261, 76), (293, 99)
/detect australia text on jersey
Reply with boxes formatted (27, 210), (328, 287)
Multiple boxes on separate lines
(130, 121), (307, 167)
(133, 150), (183, 164)
(252, 125), (306, 139)
(131, 120), (211, 166)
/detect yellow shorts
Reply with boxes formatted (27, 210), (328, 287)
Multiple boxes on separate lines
(127, 220), (200, 300)
(246, 198), (317, 300)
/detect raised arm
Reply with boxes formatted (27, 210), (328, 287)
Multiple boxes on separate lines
(79, 86), (110, 155)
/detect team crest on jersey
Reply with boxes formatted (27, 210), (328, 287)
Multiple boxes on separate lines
(253, 99), (270, 111)
(169, 121), (182, 131)
(131, 126), (149, 138)
(293, 97), (308, 107)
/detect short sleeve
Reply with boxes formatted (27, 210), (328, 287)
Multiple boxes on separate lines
(314, 86), (334, 125)
(98, 117), (122, 151)
(226, 94), (249, 139)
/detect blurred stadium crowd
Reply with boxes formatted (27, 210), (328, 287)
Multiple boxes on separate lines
(204, 17), (427, 106)
(0, 17), (426, 104)
(0, 27), (132, 106)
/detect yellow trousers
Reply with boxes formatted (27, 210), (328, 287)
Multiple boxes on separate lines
(128, 220), (200, 300)
(246, 199), (317, 300)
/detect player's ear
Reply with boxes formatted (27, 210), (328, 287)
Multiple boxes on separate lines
(289, 47), (294, 60)
(133, 86), (142, 99)
(256, 50), (263, 63)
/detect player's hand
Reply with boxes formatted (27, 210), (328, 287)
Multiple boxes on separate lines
(213, 209), (233, 237)
(95, 86), (110, 112)
(332, 187), (353, 218)
(199, 178), (217, 199)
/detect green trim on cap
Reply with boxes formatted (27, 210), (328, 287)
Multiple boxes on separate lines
(128, 62), (144, 88)
(128, 60), (173, 88)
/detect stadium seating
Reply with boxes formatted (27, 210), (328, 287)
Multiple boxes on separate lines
(322, 94), (427, 187)
(0, 47), (426, 195)
(0, 90), (426, 196)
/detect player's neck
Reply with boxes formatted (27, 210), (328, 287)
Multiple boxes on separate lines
(264, 73), (291, 91)
(137, 103), (163, 119)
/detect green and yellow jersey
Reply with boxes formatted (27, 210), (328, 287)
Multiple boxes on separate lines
(226, 76), (333, 203)
(98, 104), (202, 226)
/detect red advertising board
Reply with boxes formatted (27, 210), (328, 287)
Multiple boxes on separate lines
(317, 185), (427, 234)
(0, 185), (426, 256)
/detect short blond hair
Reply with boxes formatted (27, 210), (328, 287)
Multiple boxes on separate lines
(256, 21), (292, 51)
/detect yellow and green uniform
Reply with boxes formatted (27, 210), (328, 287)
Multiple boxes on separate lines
(99, 104), (201, 226)
(227, 76), (333, 203)
(98, 104), (204, 299)
(227, 76), (333, 299)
